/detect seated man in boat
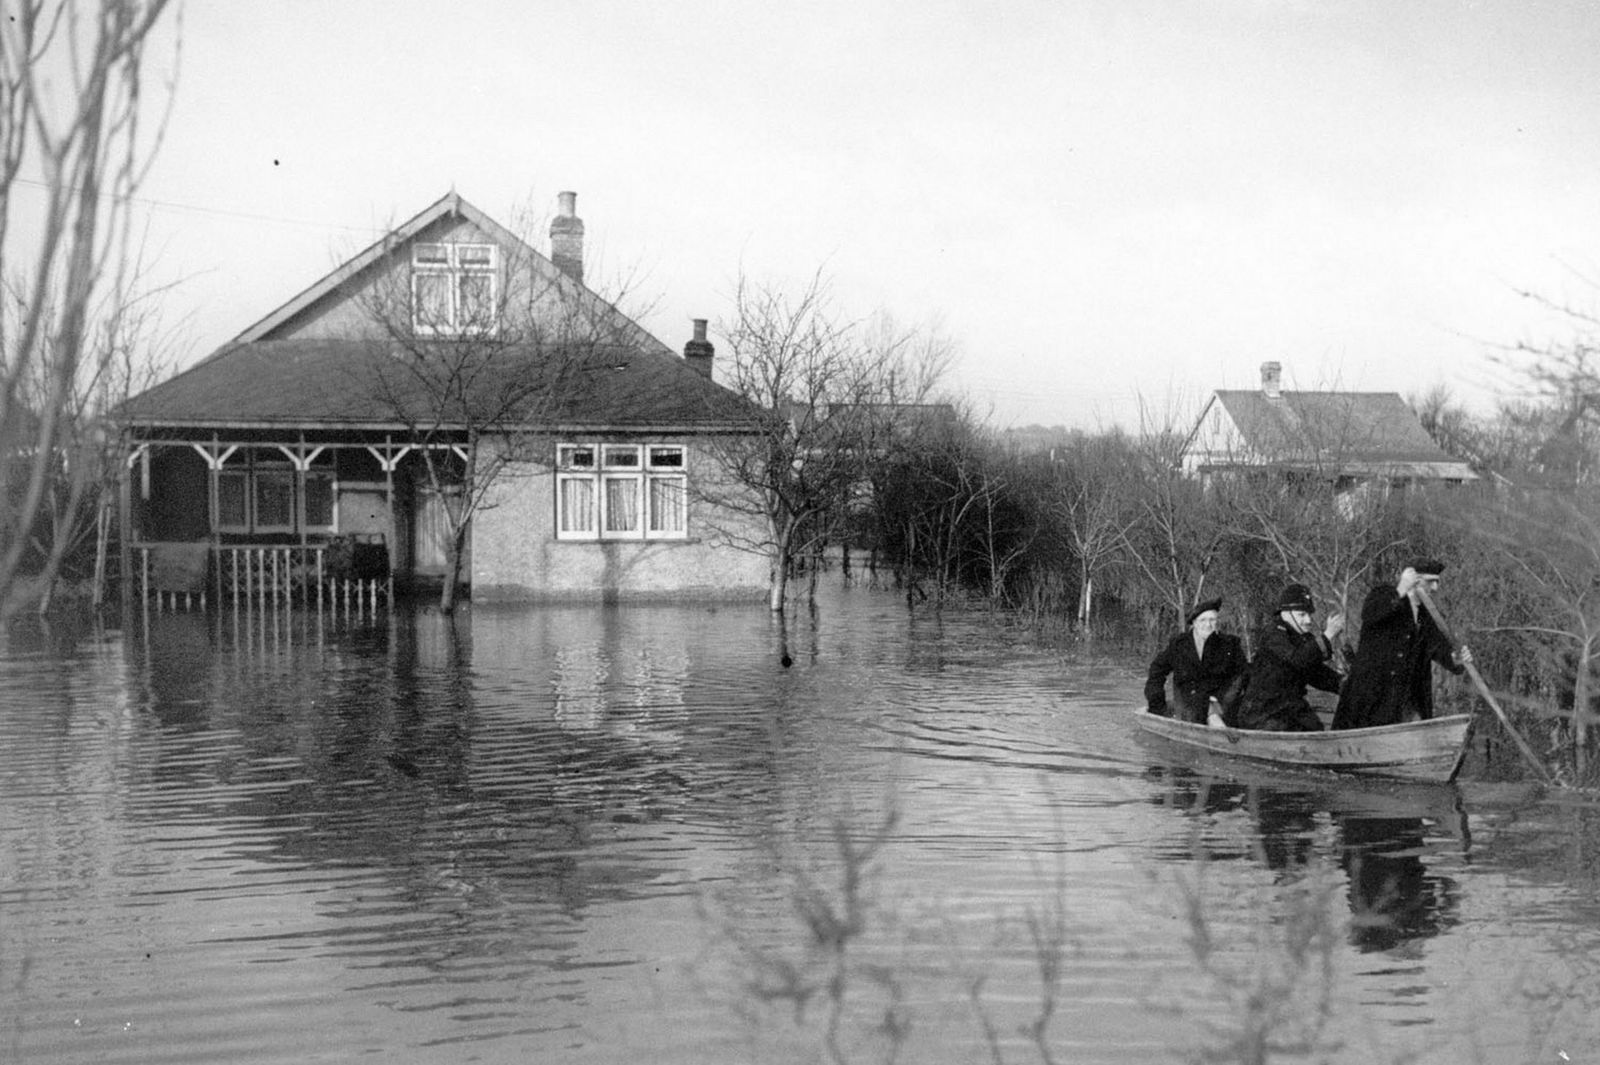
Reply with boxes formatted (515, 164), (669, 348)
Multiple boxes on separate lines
(1332, 558), (1472, 730)
(1235, 583), (1345, 732)
(1143, 597), (1246, 728)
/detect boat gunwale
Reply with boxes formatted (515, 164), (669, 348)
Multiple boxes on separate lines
(1132, 707), (1473, 783)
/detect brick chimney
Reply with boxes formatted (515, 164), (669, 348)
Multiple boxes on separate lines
(550, 191), (584, 283)
(1260, 360), (1282, 399)
(684, 318), (714, 378)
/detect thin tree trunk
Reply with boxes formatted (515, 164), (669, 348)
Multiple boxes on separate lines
(439, 516), (466, 613)
(1576, 642), (1591, 782)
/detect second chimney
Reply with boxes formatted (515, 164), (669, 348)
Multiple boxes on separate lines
(1260, 360), (1282, 399)
(684, 319), (714, 378)
(550, 191), (584, 283)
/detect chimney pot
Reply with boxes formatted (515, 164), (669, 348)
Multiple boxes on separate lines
(684, 318), (715, 378)
(1261, 360), (1283, 399)
(550, 191), (584, 283)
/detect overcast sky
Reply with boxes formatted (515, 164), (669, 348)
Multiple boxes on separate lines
(91, 0), (1600, 428)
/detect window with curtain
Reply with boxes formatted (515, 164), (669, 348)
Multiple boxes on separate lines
(411, 242), (499, 335)
(556, 442), (688, 541)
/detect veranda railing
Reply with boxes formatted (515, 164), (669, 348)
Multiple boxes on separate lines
(134, 543), (389, 615)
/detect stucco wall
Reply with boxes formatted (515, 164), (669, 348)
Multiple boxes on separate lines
(470, 438), (769, 602)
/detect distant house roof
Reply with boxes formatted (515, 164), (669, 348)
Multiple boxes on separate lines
(1183, 370), (1477, 482)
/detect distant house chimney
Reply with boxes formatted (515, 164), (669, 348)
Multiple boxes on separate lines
(1261, 360), (1283, 399)
(684, 318), (714, 378)
(550, 191), (584, 283)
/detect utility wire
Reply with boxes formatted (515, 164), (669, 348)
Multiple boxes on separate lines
(11, 176), (385, 235)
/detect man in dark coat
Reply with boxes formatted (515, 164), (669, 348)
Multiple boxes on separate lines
(1235, 583), (1346, 732)
(1332, 558), (1471, 730)
(1144, 597), (1247, 726)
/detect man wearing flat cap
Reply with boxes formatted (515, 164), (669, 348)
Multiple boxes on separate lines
(1332, 558), (1471, 730)
(1144, 597), (1246, 727)
(1235, 583), (1346, 731)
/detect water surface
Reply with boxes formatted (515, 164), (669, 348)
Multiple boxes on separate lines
(3, 587), (1598, 1063)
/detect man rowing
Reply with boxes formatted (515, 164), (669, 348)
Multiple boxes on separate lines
(1332, 558), (1472, 730)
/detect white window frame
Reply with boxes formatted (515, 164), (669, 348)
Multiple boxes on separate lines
(599, 445), (642, 540)
(555, 442), (689, 542)
(556, 473), (598, 539)
(411, 242), (499, 336)
(645, 446), (686, 539)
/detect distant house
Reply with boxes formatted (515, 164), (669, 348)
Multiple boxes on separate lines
(1180, 361), (1477, 490)
(118, 190), (768, 603)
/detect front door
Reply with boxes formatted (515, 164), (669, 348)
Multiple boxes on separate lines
(414, 488), (466, 574)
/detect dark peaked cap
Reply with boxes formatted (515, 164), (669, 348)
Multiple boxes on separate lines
(1277, 583), (1315, 612)
(1410, 557), (1446, 576)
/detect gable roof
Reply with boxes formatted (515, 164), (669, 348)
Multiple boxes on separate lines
(1186, 389), (1477, 479)
(123, 191), (752, 433)
(227, 191), (560, 346)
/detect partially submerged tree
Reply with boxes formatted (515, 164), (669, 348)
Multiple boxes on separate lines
(31, 288), (174, 610)
(701, 271), (950, 611)
(0, 0), (176, 620)
(1041, 430), (1139, 630)
(1469, 491), (1600, 782)
(868, 411), (1018, 603)
(1121, 397), (1222, 626)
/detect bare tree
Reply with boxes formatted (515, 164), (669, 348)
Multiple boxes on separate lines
(1120, 397), (1224, 626)
(0, 0), (175, 621)
(357, 202), (655, 613)
(1045, 432), (1138, 630)
(701, 271), (943, 611)
(33, 285), (174, 610)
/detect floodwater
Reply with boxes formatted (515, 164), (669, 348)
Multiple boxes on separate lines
(3, 585), (1599, 1065)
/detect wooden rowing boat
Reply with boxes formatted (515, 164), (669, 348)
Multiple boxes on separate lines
(1133, 707), (1473, 784)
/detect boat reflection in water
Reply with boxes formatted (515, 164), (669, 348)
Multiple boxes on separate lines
(1144, 764), (1465, 953)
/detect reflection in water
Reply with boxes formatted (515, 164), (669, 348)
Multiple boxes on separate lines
(1340, 816), (1462, 953)
(1145, 765), (1466, 951)
(1143, 766), (1323, 872)
(2, 593), (1597, 1065)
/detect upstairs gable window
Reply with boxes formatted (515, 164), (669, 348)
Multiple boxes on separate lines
(412, 242), (498, 336)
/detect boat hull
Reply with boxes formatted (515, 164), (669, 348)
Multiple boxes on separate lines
(1133, 708), (1472, 784)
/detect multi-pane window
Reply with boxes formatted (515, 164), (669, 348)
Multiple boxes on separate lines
(412, 242), (498, 335)
(215, 450), (336, 535)
(253, 465), (296, 532)
(556, 443), (687, 540)
(218, 469), (249, 532)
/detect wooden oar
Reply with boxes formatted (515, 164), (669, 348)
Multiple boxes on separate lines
(1416, 584), (1556, 786)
